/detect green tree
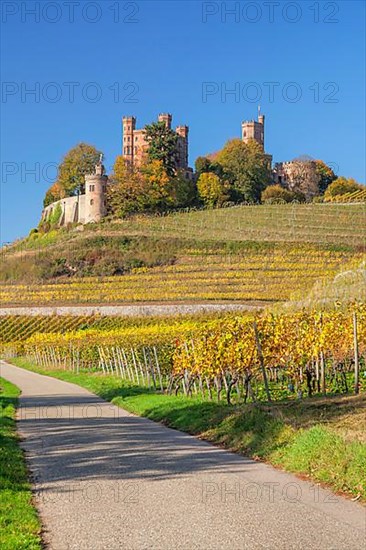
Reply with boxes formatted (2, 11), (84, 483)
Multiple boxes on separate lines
(216, 139), (271, 203)
(197, 172), (229, 207)
(57, 143), (102, 196)
(195, 156), (211, 175)
(174, 170), (198, 208)
(324, 177), (363, 201)
(315, 160), (337, 194)
(144, 121), (179, 177)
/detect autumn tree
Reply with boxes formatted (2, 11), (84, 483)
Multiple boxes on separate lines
(140, 159), (176, 210)
(106, 156), (147, 217)
(324, 177), (363, 201)
(197, 172), (229, 207)
(43, 182), (65, 207)
(315, 160), (337, 194)
(144, 121), (179, 177)
(216, 139), (271, 203)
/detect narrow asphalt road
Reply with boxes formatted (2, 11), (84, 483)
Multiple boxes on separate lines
(1, 361), (365, 550)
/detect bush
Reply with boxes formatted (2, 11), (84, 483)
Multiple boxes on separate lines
(261, 185), (305, 204)
(324, 177), (363, 201)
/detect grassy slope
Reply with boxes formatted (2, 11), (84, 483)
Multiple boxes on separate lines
(0, 378), (42, 550)
(12, 358), (366, 502)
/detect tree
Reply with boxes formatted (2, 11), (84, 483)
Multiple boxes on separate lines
(195, 156), (211, 175)
(197, 172), (229, 207)
(140, 159), (176, 210)
(324, 177), (363, 201)
(174, 170), (198, 208)
(43, 182), (65, 207)
(106, 156), (147, 218)
(216, 139), (271, 203)
(261, 184), (305, 204)
(284, 159), (320, 200)
(144, 121), (179, 177)
(315, 160), (337, 194)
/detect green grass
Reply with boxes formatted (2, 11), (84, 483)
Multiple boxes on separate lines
(0, 378), (42, 550)
(11, 358), (366, 502)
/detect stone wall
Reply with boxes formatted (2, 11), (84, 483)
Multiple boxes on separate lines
(42, 195), (86, 226)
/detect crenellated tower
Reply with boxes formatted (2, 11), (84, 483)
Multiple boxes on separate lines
(242, 112), (265, 149)
(122, 115), (136, 166)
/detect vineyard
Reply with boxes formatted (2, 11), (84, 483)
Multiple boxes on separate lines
(3, 303), (365, 404)
(1, 243), (364, 306)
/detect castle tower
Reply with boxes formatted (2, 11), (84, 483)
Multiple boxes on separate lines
(122, 115), (136, 166)
(175, 125), (189, 168)
(158, 113), (172, 129)
(242, 112), (265, 149)
(84, 157), (108, 224)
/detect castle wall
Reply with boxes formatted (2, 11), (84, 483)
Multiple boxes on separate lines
(42, 195), (86, 226)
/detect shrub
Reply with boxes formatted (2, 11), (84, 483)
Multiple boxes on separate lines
(261, 185), (305, 204)
(324, 177), (363, 201)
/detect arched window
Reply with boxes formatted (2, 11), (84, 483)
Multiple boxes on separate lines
(90, 199), (94, 205)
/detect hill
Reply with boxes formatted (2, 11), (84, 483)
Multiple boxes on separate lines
(1, 203), (365, 307)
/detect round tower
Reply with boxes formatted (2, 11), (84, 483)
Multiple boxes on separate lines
(84, 158), (108, 223)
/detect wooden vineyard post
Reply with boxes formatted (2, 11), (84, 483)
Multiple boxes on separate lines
(320, 351), (326, 395)
(131, 348), (140, 385)
(153, 346), (164, 391)
(253, 321), (271, 402)
(319, 313), (326, 395)
(353, 311), (360, 395)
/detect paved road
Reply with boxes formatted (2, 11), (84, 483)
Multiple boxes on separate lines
(1, 361), (365, 550)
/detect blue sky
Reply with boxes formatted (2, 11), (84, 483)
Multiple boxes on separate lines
(1, 0), (365, 243)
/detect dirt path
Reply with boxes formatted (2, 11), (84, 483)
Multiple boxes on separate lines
(1, 361), (365, 550)
(0, 303), (260, 317)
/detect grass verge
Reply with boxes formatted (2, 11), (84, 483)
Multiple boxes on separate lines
(0, 377), (42, 549)
(11, 357), (366, 503)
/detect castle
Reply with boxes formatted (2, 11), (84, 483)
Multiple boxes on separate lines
(122, 113), (193, 179)
(42, 111), (275, 226)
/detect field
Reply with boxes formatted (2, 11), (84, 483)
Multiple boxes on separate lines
(1, 203), (365, 306)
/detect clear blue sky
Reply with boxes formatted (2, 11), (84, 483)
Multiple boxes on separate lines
(1, 0), (365, 243)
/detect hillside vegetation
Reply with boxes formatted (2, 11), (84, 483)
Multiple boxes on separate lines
(1, 203), (365, 306)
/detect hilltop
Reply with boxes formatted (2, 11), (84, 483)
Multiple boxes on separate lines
(1, 203), (365, 307)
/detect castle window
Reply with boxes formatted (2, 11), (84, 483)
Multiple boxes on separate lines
(135, 136), (138, 141)
(243, 131), (246, 137)
(128, 136), (130, 142)
(89, 185), (95, 192)
(90, 199), (94, 205)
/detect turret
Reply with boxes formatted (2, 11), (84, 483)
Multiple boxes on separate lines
(158, 113), (172, 129)
(84, 157), (108, 223)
